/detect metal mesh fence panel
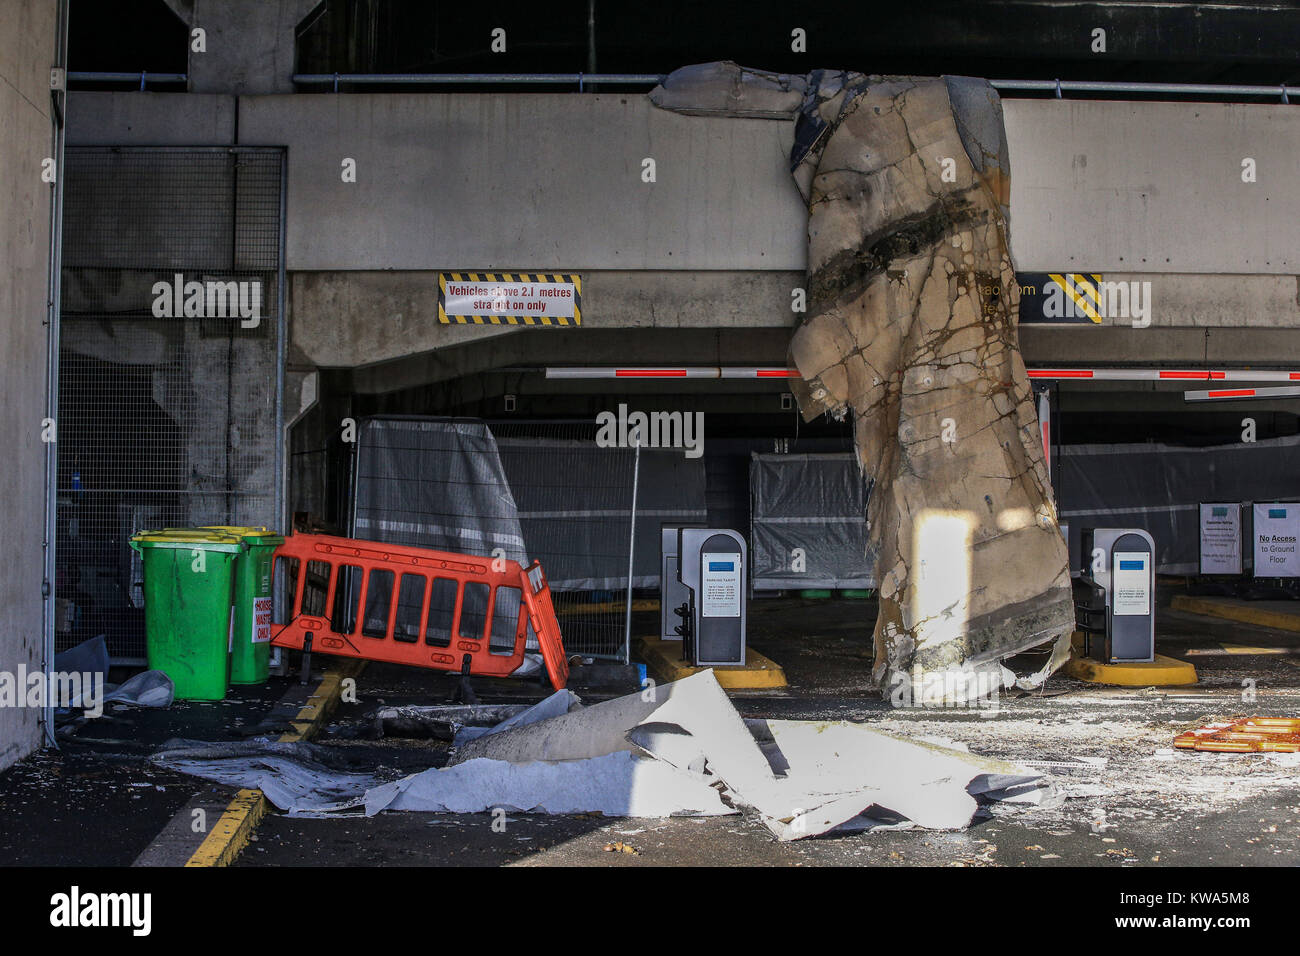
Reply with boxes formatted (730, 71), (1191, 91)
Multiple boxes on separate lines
(56, 147), (284, 663)
(492, 421), (638, 661)
(348, 417), (707, 661)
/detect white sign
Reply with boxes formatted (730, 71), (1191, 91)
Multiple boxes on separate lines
(1252, 503), (1300, 577)
(700, 551), (741, 618)
(1199, 503), (1242, 575)
(251, 596), (273, 644)
(1112, 552), (1150, 616)
(441, 279), (576, 319)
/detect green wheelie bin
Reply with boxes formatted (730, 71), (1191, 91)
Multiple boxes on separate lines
(130, 528), (245, 701)
(199, 526), (285, 685)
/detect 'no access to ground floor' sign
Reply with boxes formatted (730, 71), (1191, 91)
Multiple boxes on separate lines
(1252, 503), (1300, 577)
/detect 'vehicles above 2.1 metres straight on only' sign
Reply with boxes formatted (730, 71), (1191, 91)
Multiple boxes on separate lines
(438, 272), (582, 326)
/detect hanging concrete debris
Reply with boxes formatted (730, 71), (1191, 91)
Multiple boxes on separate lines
(652, 64), (1074, 703)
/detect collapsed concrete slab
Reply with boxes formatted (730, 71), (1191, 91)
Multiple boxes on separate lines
(652, 65), (1075, 702)
(450, 671), (1051, 840)
(152, 672), (1052, 839)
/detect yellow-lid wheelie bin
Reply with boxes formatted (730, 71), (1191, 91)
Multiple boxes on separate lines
(130, 528), (245, 701)
(199, 526), (285, 685)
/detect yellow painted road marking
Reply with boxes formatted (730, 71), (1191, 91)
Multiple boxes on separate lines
(184, 660), (363, 866)
(637, 636), (787, 690)
(1184, 643), (1300, 656)
(1171, 594), (1300, 633)
(184, 789), (268, 868)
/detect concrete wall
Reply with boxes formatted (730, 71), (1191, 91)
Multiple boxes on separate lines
(0, 0), (56, 770)
(237, 94), (1300, 277)
(1004, 99), (1299, 275)
(289, 269), (799, 369)
(65, 89), (1300, 374)
(68, 91), (1300, 275)
(67, 92), (235, 146)
(238, 93), (809, 272)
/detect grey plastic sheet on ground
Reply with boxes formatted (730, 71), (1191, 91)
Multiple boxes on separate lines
(151, 672), (1052, 840)
(150, 739), (385, 812)
(54, 635), (174, 711)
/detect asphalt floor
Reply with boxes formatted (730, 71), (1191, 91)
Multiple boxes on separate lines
(6, 587), (1300, 867)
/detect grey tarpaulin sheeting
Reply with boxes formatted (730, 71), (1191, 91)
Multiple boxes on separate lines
(493, 438), (706, 591)
(351, 418), (529, 564)
(750, 453), (875, 590)
(1059, 433), (1300, 575)
(351, 420), (706, 592)
(53, 635), (174, 711)
(749, 436), (1300, 586)
(150, 739), (391, 812)
(350, 418), (533, 653)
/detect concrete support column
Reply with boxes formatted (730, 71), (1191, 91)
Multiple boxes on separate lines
(164, 0), (319, 95)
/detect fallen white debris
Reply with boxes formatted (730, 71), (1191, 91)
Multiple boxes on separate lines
(351, 751), (732, 818)
(153, 670), (1053, 840)
(450, 669), (1051, 839)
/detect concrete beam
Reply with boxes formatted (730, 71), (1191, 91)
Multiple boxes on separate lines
(75, 89), (1300, 282)
(239, 93), (808, 272)
(1004, 99), (1300, 275)
(290, 269), (800, 369)
(67, 92), (236, 146)
(345, 327), (795, 395)
(1021, 326), (1300, 367)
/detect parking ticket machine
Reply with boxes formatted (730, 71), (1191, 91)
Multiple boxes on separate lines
(673, 527), (747, 666)
(1076, 527), (1156, 664)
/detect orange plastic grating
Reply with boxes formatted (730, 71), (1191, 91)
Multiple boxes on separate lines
(1173, 717), (1300, 753)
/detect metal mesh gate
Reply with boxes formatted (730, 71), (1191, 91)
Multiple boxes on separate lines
(56, 147), (285, 663)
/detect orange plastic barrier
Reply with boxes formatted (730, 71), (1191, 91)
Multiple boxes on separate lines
(1174, 717), (1300, 753)
(270, 533), (568, 690)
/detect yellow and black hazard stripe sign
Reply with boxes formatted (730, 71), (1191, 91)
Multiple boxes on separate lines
(1017, 272), (1104, 324)
(438, 272), (582, 326)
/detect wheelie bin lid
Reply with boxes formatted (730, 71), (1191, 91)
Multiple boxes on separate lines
(198, 525), (285, 543)
(130, 528), (245, 552)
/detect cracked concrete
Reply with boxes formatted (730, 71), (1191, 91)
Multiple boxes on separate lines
(786, 73), (1073, 702)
